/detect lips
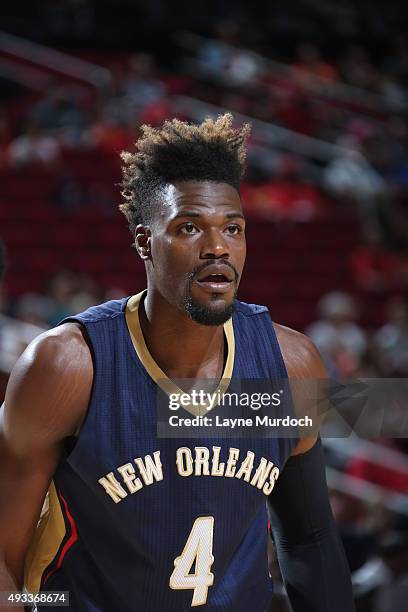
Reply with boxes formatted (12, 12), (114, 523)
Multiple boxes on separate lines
(199, 273), (229, 283)
(196, 265), (235, 283)
(194, 264), (236, 295)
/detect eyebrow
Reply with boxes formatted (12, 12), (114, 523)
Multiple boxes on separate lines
(174, 211), (245, 220)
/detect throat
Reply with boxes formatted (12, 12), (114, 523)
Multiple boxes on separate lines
(138, 297), (228, 384)
(164, 335), (227, 384)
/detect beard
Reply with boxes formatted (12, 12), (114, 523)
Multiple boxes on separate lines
(183, 261), (238, 326)
(183, 293), (236, 326)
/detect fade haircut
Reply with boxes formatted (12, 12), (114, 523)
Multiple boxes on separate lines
(120, 113), (251, 234)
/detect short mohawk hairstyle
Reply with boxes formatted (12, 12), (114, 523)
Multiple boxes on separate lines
(120, 113), (251, 234)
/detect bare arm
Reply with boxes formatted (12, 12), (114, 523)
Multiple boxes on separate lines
(274, 323), (328, 455)
(0, 323), (93, 604)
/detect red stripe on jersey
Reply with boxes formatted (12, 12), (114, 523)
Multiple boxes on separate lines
(42, 490), (78, 584)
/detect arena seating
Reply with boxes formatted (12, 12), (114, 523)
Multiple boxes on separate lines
(0, 147), (367, 331)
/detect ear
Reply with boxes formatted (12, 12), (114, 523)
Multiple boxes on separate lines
(134, 224), (151, 260)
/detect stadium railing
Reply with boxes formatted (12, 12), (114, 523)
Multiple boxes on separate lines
(172, 95), (367, 169)
(0, 30), (111, 89)
(175, 31), (407, 113)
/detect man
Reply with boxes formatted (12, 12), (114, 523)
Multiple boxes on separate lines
(0, 115), (354, 611)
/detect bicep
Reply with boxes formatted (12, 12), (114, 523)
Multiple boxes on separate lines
(0, 326), (92, 581)
(3, 326), (91, 454)
(274, 325), (329, 458)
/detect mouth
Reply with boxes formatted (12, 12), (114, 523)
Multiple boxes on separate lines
(195, 272), (234, 294)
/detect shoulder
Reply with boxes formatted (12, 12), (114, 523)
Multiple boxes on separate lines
(11, 321), (93, 384)
(273, 322), (327, 379)
(2, 322), (93, 456)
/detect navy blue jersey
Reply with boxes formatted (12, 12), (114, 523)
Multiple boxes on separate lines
(25, 291), (297, 612)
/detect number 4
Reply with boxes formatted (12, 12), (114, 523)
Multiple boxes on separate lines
(169, 516), (215, 607)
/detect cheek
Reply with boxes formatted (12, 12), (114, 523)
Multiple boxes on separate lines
(151, 237), (193, 279)
(241, 240), (247, 261)
(233, 240), (246, 272)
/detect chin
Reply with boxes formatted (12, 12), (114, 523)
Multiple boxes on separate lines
(183, 294), (235, 326)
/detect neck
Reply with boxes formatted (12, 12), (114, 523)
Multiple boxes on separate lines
(139, 288), (226, 380)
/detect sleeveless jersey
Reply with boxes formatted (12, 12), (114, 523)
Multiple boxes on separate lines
(25, 291), (297, 612)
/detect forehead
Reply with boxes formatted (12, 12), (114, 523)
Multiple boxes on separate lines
(158, 180), (243, 221)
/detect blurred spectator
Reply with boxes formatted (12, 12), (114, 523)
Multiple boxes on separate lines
(0, 320), (45, 372)
(379, 74), (408, 112)
(139, 96), (173, 128)
(350, 229), (403, 291)
(0, 271), (103, 372)
(306, 292), (367, 375)
(243, 155), (323, 222)
(374, 298), (408, 376)
(30, 83), (88, 143)
(67, 273), (100, 315)
(323, 138), (388, 233)
(45, 271), (77, 326)
(68, 289), (98, 314)
(276, 90), (316, 136)
(8, 119), (60, 167)
(121, 53), (166, 111)
(293, 42), (339, 84)
(373, 534), (408, 611)
(369, 531), (408, 612)
(104, 287), (128, 301)
(13, 293), (51, 328)
(197, 20), (260, 86)
(86, 114), (134, 154)
(0, 293), (47, 372)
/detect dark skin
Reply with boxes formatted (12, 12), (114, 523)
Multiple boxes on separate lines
(0, 180), (323, 608)
(136, 181), (246, 380)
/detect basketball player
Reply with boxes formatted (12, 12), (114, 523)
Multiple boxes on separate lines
(0, 115), (354, 611)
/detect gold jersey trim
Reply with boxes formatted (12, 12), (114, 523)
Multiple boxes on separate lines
(125, 290), (235, 415)
(24, 481), (66, 594)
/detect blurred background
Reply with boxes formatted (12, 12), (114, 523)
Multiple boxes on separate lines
(0, 1), (408, 610)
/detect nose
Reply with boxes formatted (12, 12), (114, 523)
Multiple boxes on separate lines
(200, 228), (230, 260)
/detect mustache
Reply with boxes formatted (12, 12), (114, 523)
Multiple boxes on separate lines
(187, 260), (239, 283)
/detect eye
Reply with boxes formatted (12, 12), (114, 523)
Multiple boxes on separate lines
(225, 224), (243, 235)
(180, 222), (199, 235)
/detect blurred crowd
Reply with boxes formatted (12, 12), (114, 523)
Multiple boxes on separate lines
(0, 14), (407, 258)
(0, 269), (125, 372)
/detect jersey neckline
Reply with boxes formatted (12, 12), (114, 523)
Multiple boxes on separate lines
(125, 290), (235, 415)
